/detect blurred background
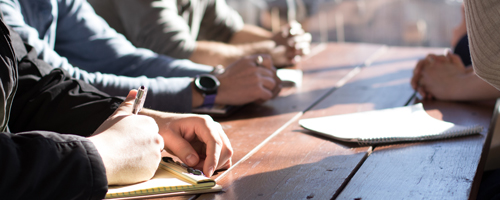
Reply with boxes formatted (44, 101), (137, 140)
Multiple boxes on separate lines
(226, 0), (464, 48)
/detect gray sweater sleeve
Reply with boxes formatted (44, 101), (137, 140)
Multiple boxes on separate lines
(464, 0), (500, 90)
(197, 0), (244, 42)
(103, 0), (198, 59)
(90, 0), (243, 59)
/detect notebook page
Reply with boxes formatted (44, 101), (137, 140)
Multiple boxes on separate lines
(299, 104), (480, 143)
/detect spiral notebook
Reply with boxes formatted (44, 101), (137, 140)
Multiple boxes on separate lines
(105, 157), (221, 199)
(299, 103), (483, 145)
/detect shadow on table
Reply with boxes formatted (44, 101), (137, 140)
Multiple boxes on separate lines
(205, 154), (367, 200)
(215, 67), (415, 122)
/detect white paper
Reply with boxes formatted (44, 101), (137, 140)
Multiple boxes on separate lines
(299, 104), (482, 144)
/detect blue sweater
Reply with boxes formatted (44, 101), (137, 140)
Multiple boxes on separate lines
(0, 0), (214, 112)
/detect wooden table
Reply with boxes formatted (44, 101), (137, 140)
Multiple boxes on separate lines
(153, 43), (497, 200)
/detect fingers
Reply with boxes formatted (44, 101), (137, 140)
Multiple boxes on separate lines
(253, 54), (275, 71)
(200, 122), (233, 176)
(192, 119), (232, 177)
(411, 59), (427, 90)
(252, 55), (281, 100)
(162, 115), (233, 177)
(113, 89), (138, 116)
(163, 131), (200, 167)
(257, 69), (277, 90)
(285, 33), (312, 62)
(202, 134), (222, 177)
(417, 85), (427, 99)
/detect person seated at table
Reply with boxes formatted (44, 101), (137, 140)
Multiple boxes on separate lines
(0, 0), (281, 113)
(461, 1), (500, 199)
(0, 16), (232, 199)
(87, 0), (312, 67)
(410, 4), (500, 101)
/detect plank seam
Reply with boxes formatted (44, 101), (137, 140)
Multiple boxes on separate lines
(331, 147), (373, 200)
(213, 43), (330, 183)
(213, 45), (388, 191)
(214, 112), (304, 182)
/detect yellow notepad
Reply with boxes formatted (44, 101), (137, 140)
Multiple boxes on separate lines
(105, 157), (222, 199)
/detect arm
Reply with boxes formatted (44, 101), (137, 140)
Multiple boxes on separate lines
(54, 0), (213, 78)
(105, 0), (309, 66)
(189, 39), (275, 67)
(0, 18), (107, 198)
(191, 55), (282, 108)
(464, 0), (500, 90)
(194, 23), (312, 66)
(1, 92), (164, 199)
(0, 131), (108, 199)
(104, 0), (251, 66)
(0, 0), (214, 113)
(411, 53), (500, 101)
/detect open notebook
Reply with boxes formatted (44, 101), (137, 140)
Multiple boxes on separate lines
(105, 157), (221, 199)
(299, 103), (483, 145)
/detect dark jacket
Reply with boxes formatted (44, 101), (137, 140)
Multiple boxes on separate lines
(0, 16), (123, 199)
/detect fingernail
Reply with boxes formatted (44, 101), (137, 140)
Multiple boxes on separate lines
(186, 154), (197, 166)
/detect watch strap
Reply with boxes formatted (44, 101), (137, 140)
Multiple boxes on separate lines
(202, 93), (217, 107)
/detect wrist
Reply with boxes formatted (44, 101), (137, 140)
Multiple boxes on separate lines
(192, 74), (220, 107)
(191, 80), (204, 108)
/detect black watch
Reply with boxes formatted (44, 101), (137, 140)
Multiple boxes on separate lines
(194, 74), (220, 106)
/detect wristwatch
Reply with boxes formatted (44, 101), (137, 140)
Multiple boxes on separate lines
(194, 74), (220, 107)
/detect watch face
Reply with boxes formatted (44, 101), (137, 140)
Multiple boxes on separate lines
(195, 74), (220, 94)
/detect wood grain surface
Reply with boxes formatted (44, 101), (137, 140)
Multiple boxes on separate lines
(123, 44), (496, 200)
(141, 43), (384, 200)
(212, 43), (385, 175)
(335, 47), (495, 200)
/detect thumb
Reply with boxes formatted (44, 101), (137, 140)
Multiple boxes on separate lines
(113, 90), (138, 116)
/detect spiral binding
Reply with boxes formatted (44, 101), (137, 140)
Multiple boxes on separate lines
(357, 125), (483, 146)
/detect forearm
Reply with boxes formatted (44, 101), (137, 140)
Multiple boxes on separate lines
(190, 40), (275, 66)
(229, 24), (273, 44)
(451, 72), (500, 101)
(0, 131), (107, 199)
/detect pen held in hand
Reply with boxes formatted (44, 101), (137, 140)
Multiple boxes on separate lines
(132, 86), (147, 115)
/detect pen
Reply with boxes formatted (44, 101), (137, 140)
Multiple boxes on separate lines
(132, 86), (147, 115)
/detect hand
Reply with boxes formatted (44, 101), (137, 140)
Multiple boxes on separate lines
(411, 55), (433, 99)
(215, 54), (282, 105)
(143, 111), (233, 177)
(271, 21), (312, 66)
(89, 90), (163, 185)
(411, 52), (469, 100)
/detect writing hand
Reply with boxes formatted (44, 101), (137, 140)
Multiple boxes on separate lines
(144, 112), (233, 177)
(89, 90), (163, 185)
